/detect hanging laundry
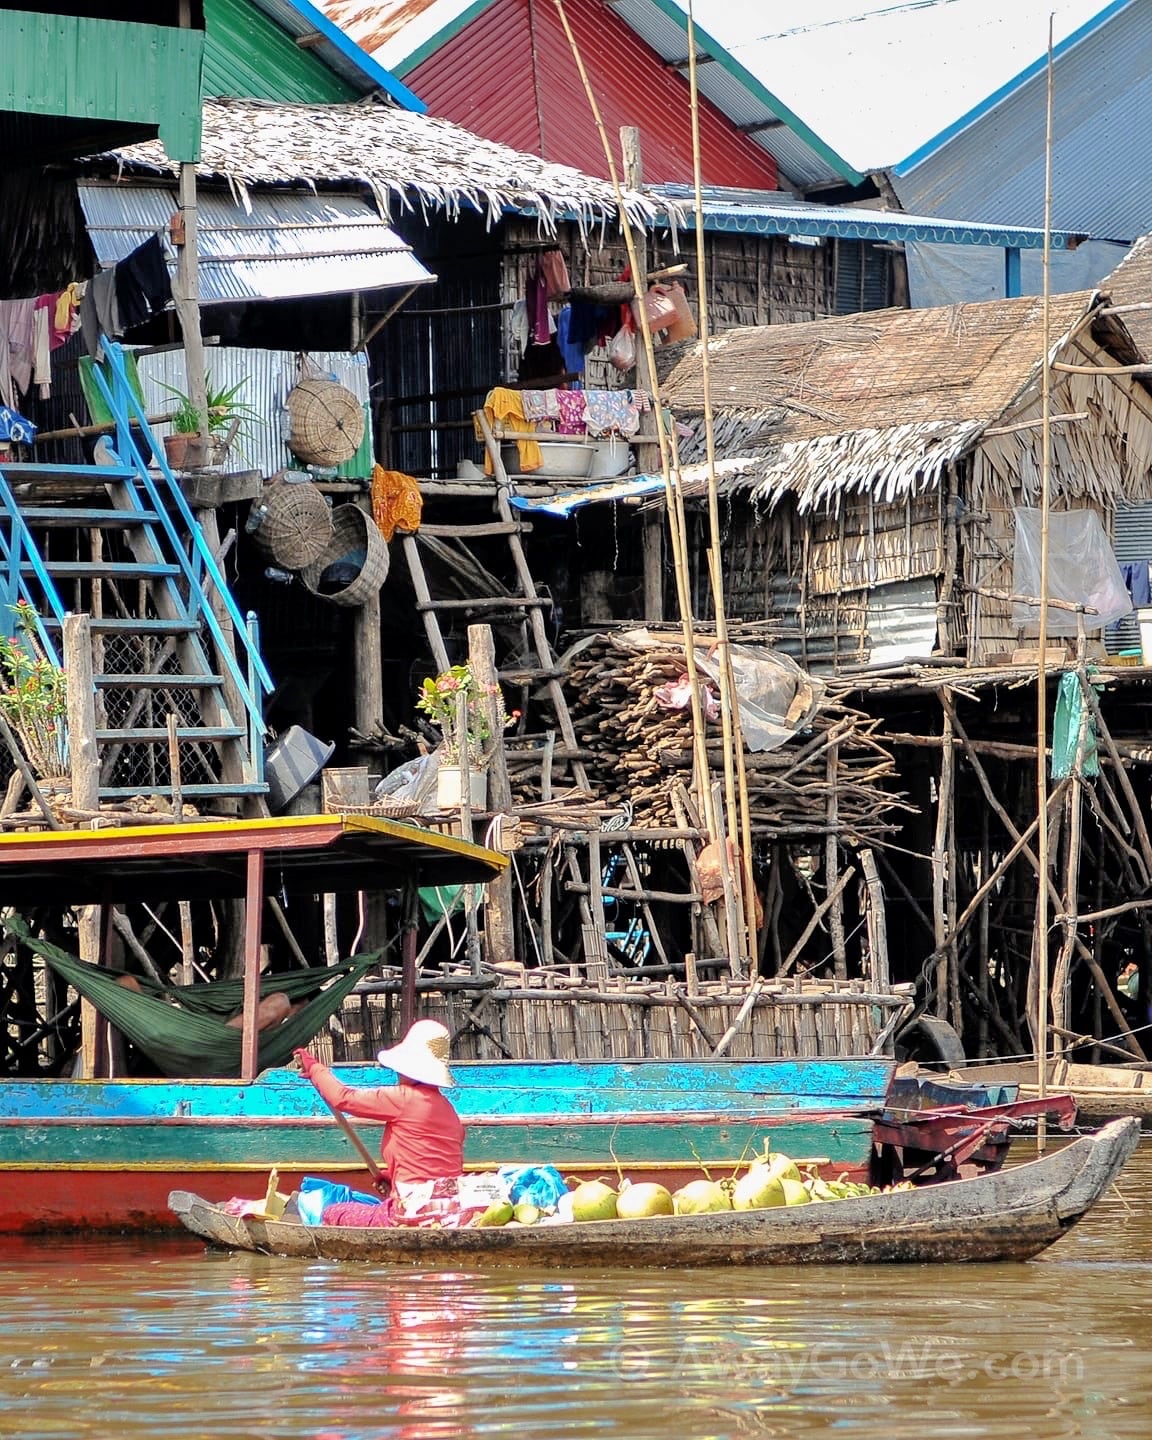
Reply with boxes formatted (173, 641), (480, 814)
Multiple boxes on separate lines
(584, 388), (650, 439)
(0, 299), (36, 405)
(555, 306), (585, 376)
(0, 405), (37, 446)
(555, 389), (587, 435)
(31, 296), (52, 398)
(539, 249), (571, 299)
(526, 257), (551, 345)
(475, 387), (542, 474)
(1120, 559), (1151, 608)
(517, 337), (563, 384)
(520, 389), (560, 423)
(115, 234), (172, 332)
(51, 283), (82, 349)
(370, 464), (423, 542)
(79, 269), (120, 360)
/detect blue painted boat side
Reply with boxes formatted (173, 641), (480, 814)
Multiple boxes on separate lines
(0, 1058), (894, 1119)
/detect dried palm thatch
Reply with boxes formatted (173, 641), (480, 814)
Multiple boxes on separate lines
(660, 291), (1147, 511)
(104, 99), (676, 237)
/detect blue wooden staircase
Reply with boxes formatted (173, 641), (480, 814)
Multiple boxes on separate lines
(0, 343), (272, 811)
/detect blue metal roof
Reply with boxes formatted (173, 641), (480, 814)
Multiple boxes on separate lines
(895, 0), (1131, 175)
(649, 185), (1089, 251)
(891, 0), (1146, 247)
(251, 0), (425, 109)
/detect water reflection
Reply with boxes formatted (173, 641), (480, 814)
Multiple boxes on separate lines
(0, 1141), (1150, 1438)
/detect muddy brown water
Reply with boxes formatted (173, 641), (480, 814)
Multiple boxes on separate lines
(1, 1141), (1151, 1440)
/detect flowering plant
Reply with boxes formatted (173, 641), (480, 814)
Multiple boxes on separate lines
(0, 602), (68, 778)
(415, 663), (511, 768)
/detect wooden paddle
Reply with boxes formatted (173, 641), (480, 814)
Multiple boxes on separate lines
(294, 1058), (390, 1194)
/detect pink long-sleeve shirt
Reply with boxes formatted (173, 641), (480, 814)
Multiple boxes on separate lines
(308, 1065), (465, 1184)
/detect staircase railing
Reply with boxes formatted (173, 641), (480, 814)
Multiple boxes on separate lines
(0, 477), (67, 665)
(87, 341), (272, 737)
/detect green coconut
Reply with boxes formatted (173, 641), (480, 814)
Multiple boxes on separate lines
(732, 1169), (787, 1211)
(514, 1202), (541, 1226)
(758, 1152), (802, 1185)
(780, 1177), (811, 1207)
(570, 1179), (619, 1222)
(673, 1180), (732, 1215)
(616, 1182), (674, 1220)
(474, 1200), (514, 1228)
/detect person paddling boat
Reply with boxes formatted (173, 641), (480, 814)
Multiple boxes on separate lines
(293, 1020), (481, 1227)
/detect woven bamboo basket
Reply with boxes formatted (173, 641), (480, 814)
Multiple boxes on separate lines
(286, 378), (365, 466)
(301, 504), (389, 607)
(252, 475), (333, 570)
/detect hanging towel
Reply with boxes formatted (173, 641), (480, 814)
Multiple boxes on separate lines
(370, 464), (423, 542)
(555, 306), (585, 376)
(526, 258), (551, 345)
(540, 249), (571, 299)
(80, 269), (120, 360)
(476, 387), (542, 473)
(31, 297), (52, 398)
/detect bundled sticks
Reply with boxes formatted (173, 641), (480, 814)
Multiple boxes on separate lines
(552, 631), (910, 842)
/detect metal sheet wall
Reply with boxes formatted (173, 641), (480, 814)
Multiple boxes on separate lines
(203, 0), (356, 102)
(135, 347), (373, 478)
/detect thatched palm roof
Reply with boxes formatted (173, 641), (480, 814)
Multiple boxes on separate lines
(661, 292), (1143, 510)
(103, 98), (671, 234)
(1103, 235), (1152, 357)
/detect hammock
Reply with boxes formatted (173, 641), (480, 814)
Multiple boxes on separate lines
(5, 915), (380, 1079)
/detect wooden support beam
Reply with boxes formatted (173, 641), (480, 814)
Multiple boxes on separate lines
(469, 623), (515, 967)
(240, 847), (264, 1082)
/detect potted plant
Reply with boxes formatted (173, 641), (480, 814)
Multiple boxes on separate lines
(161, 375), (261, 470)
(0, 601), (68, 789)
(415, 662), (506, 811)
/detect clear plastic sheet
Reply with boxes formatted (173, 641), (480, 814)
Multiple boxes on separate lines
(1012, 508), (1132, 634)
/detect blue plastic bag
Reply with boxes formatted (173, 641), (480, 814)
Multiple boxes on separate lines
(298, 1176), (382, 1226)
(497, 1164), (568, 1212)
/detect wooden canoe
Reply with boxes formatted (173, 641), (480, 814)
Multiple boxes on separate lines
(954, 1061), (1152, 1120)
(168, 1115), (1139, 1268)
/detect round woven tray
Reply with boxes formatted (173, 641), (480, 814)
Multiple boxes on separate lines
(253, 475), (333, 570)
(301, 503), (390, 607)
(286, 378), (365, 466)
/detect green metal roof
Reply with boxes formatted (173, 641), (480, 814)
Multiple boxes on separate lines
(203, 0), (359, 103)
(0, 9), (204, 160)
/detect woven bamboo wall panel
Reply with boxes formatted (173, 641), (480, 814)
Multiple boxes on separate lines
(335, 988), (897, 1062)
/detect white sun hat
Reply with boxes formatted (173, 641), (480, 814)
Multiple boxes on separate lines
(377, 1019), (455, 1088)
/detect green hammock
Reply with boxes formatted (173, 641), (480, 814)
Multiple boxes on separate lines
(5, 915), (380, 1079)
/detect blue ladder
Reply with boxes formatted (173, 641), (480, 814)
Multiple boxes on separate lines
(0, 342), (273, 808)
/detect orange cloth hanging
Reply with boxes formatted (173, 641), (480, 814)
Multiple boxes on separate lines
(370, 464), (423, 542)
(475, 386), (542, 474)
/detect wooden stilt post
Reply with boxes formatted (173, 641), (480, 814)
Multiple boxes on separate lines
(240, 847), (264, 1082)
(399, 879), (419, 1034)
(825, 744), (846, 981)
(64, 614), (106, 1077)
(469, 624), (514, 966)
(932, 689), (955, 1018)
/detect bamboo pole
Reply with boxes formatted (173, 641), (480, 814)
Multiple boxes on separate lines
(1035, 16), (1056, 1152)
(551, 0), (716, 849)
(689, 0), (753, 966)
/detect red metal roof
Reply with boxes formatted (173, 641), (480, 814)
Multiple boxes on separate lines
(404, 0), (779, 189)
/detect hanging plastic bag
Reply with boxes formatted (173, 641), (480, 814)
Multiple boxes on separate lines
(607, 324), (637, 371)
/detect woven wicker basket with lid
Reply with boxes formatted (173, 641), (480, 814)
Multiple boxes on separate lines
(286, 378), (365, 466)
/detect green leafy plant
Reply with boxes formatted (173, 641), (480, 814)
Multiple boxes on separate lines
(162, 374), (262, 442)
(0, 602), (68, 779)
(415, 663), (513, 768)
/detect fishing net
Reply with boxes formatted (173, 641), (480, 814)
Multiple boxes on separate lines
(4, 915), (379, 1078)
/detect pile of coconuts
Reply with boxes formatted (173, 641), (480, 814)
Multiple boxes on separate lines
(470, 1152), (912, 1228)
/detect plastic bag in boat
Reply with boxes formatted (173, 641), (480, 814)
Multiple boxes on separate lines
(298, 1176), (383, 1226)
(497, 1164), (568, 1211)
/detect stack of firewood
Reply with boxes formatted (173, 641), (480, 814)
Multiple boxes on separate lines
(544, 632), (911, 842)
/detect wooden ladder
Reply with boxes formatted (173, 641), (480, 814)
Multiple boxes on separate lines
(402, 411), (610, 968)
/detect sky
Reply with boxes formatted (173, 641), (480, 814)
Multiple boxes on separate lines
(674, 0), (1115, 172)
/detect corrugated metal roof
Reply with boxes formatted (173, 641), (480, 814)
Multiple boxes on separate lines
(893, 0), (1147, 244)
(402, 0), (780, 189)
(322, 0), (860, 190)
(242, 0), (423, 107)
(651, 184), (1090, 250)
(77, 183), (434, 304)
